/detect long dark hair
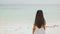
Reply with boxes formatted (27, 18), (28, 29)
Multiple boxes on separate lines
(34, 10), (46, 28)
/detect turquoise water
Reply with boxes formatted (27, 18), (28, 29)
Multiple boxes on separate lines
(0, 5), (60, 34)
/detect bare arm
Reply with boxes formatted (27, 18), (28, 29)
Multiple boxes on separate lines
(43, 24), (46, 30)
(32, 24), (36, 34)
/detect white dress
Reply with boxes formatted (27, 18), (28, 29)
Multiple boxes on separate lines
(34, 26), (45, 34)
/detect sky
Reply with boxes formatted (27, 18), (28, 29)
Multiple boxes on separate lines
(0, 0), (60, 4)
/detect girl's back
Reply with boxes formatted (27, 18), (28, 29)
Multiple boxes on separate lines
(34, 26), (45, 34)
(32, 10), (46, 34)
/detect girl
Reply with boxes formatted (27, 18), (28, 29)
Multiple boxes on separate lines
(32, 10), (46, 34)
